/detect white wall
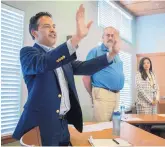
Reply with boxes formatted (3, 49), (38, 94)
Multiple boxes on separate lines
(3, 1), (136, 120)
(136, 13), (165, 54)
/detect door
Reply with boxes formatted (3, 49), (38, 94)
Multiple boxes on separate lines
(136, 53), (165, 98)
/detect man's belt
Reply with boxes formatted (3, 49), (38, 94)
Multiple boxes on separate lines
(104, 88), (119, 93)
(59, 115), (67, 120)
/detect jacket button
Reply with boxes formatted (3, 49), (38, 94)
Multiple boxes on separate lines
(56, 110), (60, 113)
(62, 56), (65, 59)
(58, 94), (62, 98)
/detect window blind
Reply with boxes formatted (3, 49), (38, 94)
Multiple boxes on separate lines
(1, 3), (24, 135)
(98, 0), (133, 43)
(119, 51), (132, 111)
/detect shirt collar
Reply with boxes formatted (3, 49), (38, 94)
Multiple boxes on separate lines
(101, 43), (111, 52)
(36, 42), (53, 52)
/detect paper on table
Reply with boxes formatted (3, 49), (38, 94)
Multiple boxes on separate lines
(127, 118), (142, 120)
(89, 139), (117, 146)
(68, 123), (84, 128)
(157, 114), (165, 117)
(83, 122), (113, 132)
(68, 124), (74, 127)
(115, 138), (132, 146)
(122, 117), (142, 121)
(88, 136), (132, 147)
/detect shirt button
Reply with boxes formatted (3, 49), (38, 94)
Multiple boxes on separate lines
(56, 110), (60, 113)
(58, 94), (62, 98)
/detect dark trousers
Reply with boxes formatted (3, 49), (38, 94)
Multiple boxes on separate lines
(41, 119), (70, 146)
(59, 119), (70, 146)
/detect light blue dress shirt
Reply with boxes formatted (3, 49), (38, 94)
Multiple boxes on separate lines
(87, 43), (125, 91)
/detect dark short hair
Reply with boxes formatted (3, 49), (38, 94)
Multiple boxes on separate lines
(29, 12), (52, 40)
(139, 57), (153, 80)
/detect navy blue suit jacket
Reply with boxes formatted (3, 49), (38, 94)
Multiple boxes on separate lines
(13, 42), (112, 144)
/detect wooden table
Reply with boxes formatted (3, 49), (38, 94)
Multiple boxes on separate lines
(121, 114), (165, 125)
(69, 122), (165, 146)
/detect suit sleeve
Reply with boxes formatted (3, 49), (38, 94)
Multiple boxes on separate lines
(71, 54), (113, 75)
(136, 72), (152, 104)
(20, 42), (77, 75)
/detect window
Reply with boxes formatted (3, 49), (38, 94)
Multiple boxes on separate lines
(98, 0), (133, 43)
(119, 51), (132, 111)
(1, 3), (24, 135)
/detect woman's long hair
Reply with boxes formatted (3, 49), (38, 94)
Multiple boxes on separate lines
(139, 57), (153, 80)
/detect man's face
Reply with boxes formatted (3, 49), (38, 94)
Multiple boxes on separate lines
(102, 28), (116, 49)
(32, 16), (57, 47)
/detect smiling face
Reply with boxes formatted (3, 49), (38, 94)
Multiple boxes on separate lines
(31, 16), (57, 47)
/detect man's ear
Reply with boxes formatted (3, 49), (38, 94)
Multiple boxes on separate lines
(31, 29), (38, 39)
(102, 34), (104, 41)
(102, 34), (104, 39)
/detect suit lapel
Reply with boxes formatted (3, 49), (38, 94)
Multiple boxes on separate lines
(62, 64), (72, 85)
(33, 44), (79, 99)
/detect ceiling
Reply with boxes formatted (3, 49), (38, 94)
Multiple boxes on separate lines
(119, 0), (165, 16)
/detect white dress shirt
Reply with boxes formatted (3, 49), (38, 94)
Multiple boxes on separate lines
(36, 40), (76, 115)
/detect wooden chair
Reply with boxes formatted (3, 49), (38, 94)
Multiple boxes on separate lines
(20, 127), (42, 146)
(151, 125), (165, 139)
(158, 99), (165, 114)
